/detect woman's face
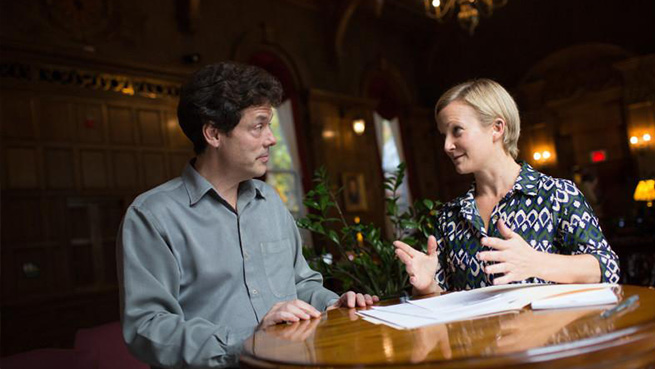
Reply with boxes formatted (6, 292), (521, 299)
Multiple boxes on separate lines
(437, 101), (495, 174)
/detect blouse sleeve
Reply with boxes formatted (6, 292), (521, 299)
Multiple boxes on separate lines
(553, 179), (620, 283)
(433, 211), (451, 291)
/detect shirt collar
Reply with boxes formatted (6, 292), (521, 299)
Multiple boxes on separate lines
(457, 185), (477, 221)
(182, 161), (266, 207)
(456, 161), (541, 213)
(513, 161), (541, 196)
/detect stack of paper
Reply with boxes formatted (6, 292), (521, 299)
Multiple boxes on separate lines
(531, 288), (618, 309)
(357, 283), (617, 330)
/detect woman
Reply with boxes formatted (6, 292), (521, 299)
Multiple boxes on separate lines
(394, 79), (620, 294)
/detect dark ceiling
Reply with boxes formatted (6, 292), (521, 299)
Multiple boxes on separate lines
(370, 0), (655, 103)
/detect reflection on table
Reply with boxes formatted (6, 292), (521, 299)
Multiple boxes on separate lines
(241, 285), (655, 368)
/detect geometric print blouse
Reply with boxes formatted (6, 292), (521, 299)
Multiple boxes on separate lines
(433, 162), (620, 291)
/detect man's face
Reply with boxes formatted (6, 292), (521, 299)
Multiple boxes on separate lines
(218, 104), (277, 181)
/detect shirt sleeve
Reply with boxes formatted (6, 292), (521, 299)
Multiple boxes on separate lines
(433, 211), (451, 291)
(286, 211), (339, 310)
(117, 206), (252, 368)
(553, 179), (621, 283)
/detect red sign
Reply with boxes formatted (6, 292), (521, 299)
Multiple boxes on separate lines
(591, 150), (607, 163)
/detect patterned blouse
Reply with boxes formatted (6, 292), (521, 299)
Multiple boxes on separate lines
(434, 162), (620, 291)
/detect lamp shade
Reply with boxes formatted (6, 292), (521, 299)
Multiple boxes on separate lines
(633, 179), (655, 202)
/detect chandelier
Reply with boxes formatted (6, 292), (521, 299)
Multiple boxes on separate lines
(423, 0), (508, 35)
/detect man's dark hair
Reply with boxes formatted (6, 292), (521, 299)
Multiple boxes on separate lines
(177, 62), (283, 154)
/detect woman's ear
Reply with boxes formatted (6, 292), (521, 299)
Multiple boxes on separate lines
(202, 122), (222, 149)
(492, 119), (505, 142)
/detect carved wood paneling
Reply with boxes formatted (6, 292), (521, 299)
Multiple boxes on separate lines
(80, 150), (108, 189)
(0, 61), (182, 100)
(137, 109), (164, 146)
(165, 112), (192, 149)
(1, 95), (35, 140)
(44, 147), (75, 189)
(75, 103), (105, 143)
(1, 196), (45, 244)
(13, 247), (56, 295)
(142, 152), (167, 188)
(107, 105), (136, 144)
(5, 146), (39, 189)
(39, 99), (74, 142)
(112, 150), (139, 189)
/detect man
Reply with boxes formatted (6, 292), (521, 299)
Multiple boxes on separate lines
(117, 62), (378, 368)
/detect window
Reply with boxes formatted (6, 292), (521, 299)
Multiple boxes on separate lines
(266, 100), (304, 218)
(374, 113), (412, 214)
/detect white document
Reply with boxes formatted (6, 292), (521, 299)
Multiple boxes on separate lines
(531, 288), (618, 309)
(357, 283), (617, 330)
(358, 309), (443, 330)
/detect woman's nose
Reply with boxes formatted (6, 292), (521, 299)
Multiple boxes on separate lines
(444, 136), (454, 152)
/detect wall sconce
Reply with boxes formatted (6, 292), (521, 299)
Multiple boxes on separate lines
(322, 129), (336, 139)
(352, 118), (366, 135)
(533, 150), (551, 161)
(532, 149), (554, 165)
(629, 132), (653, 149)
(634, 179), (655, 207)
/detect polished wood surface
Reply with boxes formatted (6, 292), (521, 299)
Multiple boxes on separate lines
(241, 285), (655, 368)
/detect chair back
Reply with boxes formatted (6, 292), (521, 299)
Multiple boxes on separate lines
(74, 321), (148, 369)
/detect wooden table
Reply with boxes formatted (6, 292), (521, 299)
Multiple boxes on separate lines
(240, 285), (655, 368)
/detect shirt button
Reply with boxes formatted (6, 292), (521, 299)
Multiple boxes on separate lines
(251, 289), (258, 295)
(243, 251), (250, 260)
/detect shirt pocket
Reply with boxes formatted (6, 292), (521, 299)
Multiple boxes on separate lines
(260, 239), (296, 298)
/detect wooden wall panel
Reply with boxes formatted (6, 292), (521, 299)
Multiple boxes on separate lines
(76, 103), (105, 143)
(1, 95), (35, 140)
(44, 148), (75, 189)
(1, 70), (181, 356)
(112, 151), (139, 189)
(108, 106), (136, 144)
(169, 153), (190, 176)
(1, 196), (44, 243)
(101, 203), (124, 240)
(70, 246), (95, 288)
(103, 242), (118, 284)
(68, 205), (91, 241)
(13, 248), (55, 296)
(1, 251), (14, 297)
(5, 146), (39, 189)
(166, 112), (191, 149)
(559, 101), (625, 165)
(142, 152), (167, 188)
(39, 100), (73, 142)
(138, 109), (164, 146)
(80, 150), (108, 189)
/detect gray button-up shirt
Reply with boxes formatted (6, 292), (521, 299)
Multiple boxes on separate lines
(117, 163), (338, 368)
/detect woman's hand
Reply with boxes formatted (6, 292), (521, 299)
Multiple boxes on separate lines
(478, 219), (542, 285)
(394, 236), (441, 295)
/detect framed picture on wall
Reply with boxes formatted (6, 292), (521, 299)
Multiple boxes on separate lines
(342, 172), (367, 212)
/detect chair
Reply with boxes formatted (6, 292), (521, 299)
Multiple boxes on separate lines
(0, 348), (98, 369)
(74, 321), (148, 369)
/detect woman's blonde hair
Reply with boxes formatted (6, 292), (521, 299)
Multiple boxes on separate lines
(435, 79), (520, 159)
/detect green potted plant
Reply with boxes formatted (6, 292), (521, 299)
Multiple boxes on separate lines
(299, 163), (440, 299)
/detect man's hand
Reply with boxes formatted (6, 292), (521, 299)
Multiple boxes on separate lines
(328, 291), (379, 310)
(394, 236), (440, 294)
(478, 219), (542, 285)
(265, 316), (322, 342)
(259, 300), (321, 328)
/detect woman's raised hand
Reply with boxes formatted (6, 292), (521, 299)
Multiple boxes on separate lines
(393, 236), (441, 295)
